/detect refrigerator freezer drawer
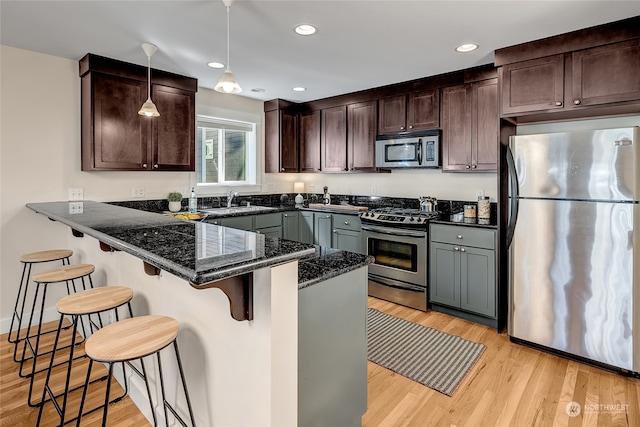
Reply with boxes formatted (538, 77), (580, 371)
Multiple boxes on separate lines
(509, 198), (637, 371)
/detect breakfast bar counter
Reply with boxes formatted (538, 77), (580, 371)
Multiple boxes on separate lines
(26, 200), (370, 427)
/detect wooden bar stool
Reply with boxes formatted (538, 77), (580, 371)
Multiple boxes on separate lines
(19, 264), (96, 381)
(36, 286), (134, 425)
(8, 249), (73, 360)
(77, 315), (196, 427)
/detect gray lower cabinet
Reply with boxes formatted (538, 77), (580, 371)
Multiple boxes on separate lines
(254, 212), (282, 238)
(282, 212), (299, 241)
(332, 213), (363, 254)
(299, 211), (314, 244)
(314, 213), (333, 248)
(429, 223), (496, 326)
(299, 267), (368, 427)
(209, 215), (253, 230)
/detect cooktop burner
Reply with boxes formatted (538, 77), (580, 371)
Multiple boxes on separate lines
(360, 208), (439, 228)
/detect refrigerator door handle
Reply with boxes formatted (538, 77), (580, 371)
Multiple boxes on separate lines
(506, 144), (519, 248)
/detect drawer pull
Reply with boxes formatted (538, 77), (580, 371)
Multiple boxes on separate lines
(454, 247), (460, 251)
(344, 221), (350, 225)
(460, 248), (466, 252)
(457, 234), (463, 239)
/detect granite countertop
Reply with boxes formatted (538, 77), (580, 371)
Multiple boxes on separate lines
(26, 201), (372, 288)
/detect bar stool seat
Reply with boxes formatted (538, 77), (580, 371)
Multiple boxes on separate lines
(79, 315), (196, 427)
(37, 286), (134, 426)
(20, 264), (95, 385)
(9, 249), (73, 352)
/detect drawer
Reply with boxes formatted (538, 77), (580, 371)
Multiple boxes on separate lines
(429, 224), (495, 249)
(254, 212), (282, 229)
(332, 214), (361, 232)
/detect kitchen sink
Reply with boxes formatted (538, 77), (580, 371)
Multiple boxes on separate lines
(200, 206), (277, 216)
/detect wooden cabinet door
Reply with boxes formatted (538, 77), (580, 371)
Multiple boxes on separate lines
(280, 110), (299, 172)
(152, 85), (195, 171)
(429, 242), (460, 308)
(86, 73), (150, 171)
(500, 54), (564, 115)
(299, 110), (321, 172)
(321, 106), (347, 172)
(378, 95), (406, 134)
(471, 79), (498, 172)
(460, 246), (496, 318)
(572, 39), (640, 107)
(264, 109), (298, 173)
(407, 89), (439, 130)
(441, 84), (472, 171)
(264, 110), (280, 173)
(347, 101), (377, 171)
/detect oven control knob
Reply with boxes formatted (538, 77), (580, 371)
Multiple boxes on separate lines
(409, 217), (415, 222)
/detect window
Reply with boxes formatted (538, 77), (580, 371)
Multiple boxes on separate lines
(196, 116), (256, 185)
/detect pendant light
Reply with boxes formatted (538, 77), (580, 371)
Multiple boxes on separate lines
(215, 0), (242, 94)
(138, 43), (160, 117)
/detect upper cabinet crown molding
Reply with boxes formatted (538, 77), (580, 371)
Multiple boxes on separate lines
(79, 53), (197, 172)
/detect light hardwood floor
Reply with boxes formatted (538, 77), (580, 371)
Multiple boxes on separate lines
(364, 297), (640, 427)
(1, 298), (638, 426)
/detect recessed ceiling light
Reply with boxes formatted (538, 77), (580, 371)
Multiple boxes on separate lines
(293, 87), (306, 92)
(251, 88), (266, 93)
(294, 24), (317, 36)
(207, 62), (225, 69)
(455, 43), (479, 53)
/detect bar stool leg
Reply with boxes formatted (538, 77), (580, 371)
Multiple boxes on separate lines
(173, 342), (197, 427)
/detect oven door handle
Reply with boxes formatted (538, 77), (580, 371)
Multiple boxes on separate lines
(362, 226), (426, 238)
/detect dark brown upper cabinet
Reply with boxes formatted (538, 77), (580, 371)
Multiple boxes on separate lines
(442, 79), (498, 172)
(378, 89), (439, 134)
(500, 55), (564, 116)
(348, 101), (377, 172)
(321, 106), (348, 172)
(265, 100), (298, 173)
(496, 17), (640, 121)
(79, 54), (197, 172)
(299, 110), (321, 172)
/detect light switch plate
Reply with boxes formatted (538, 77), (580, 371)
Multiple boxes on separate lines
(68, 188), (84, 201)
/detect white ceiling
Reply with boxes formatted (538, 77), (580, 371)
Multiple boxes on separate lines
(2, 1), (639, 103)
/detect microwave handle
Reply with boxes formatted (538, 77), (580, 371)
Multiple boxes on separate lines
(417, 139), (423, 165)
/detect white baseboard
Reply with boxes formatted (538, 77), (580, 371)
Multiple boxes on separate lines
(0, 306), (60, 335)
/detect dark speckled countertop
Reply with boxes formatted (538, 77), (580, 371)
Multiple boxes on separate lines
(26, 201), (372, 288)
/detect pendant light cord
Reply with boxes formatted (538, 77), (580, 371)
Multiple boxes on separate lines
(226, 5), (230, 69)
(147, 55), (151, 99)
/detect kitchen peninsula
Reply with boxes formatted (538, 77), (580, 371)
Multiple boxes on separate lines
(26, 201), (371, 427)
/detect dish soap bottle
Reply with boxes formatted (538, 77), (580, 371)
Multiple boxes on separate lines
(189, 187), (197, 213)
(322, 186), (331, 205)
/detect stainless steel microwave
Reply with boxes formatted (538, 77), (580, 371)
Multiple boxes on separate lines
(375, 134), (440, 168)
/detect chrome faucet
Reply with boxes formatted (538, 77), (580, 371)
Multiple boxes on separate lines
(227, 190), (239, 207)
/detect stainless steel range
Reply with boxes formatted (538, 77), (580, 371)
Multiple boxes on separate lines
(360, 207), (439, 311)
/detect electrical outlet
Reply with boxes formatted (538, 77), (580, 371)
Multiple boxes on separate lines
(131, 186), (145, 198)
(68, 202), (84, 214)
(68, 188), (84, 201)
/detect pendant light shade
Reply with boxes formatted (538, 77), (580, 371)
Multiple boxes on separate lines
(215, 0), (242, 93)
(138, 42), (160, 117)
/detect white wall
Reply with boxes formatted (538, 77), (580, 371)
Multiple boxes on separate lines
(0, 45), (498, 326)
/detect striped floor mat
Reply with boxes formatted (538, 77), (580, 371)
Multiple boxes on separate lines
(367, 308), (485, 396)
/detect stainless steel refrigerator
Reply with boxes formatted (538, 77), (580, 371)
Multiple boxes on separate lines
(507, 126), (639, 374)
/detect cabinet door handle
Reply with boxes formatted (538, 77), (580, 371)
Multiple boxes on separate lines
(465, 165), (471, 169)
(344, 221), (350, 225)
(400, 126), (405, 130)
(573, 99), (581, 105)
(284, 214), (288, 217)
(153, 164), (159, 169)
(555, 101), (563, 106)
(454, 247), (460, 251)
(460, 248), (466, 252)
(333, 229), (337, 233)
(408, 125), (414, 129)
(325, 215), (331, 218)
(471, 165), (477, 169)
(280, 168), (285, 172)
(142, 163), (148, 168)
(457, 234), (463, 239)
